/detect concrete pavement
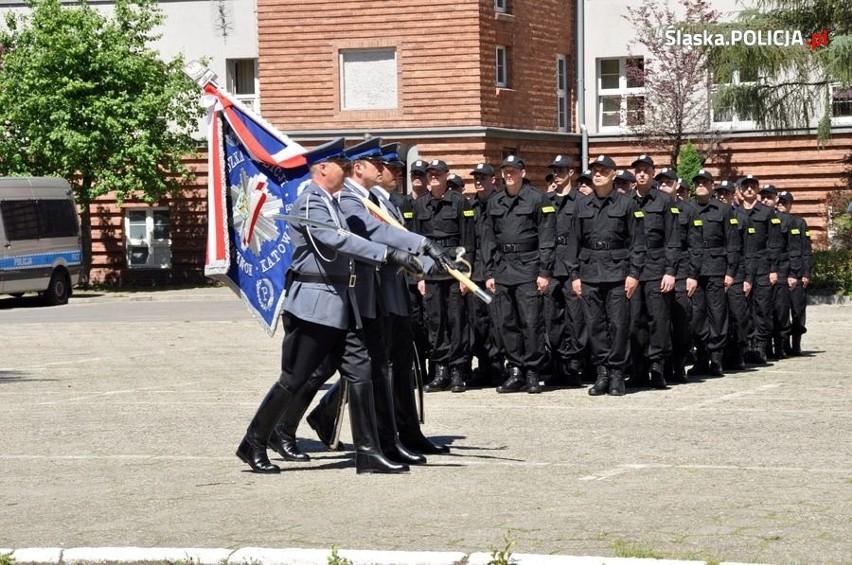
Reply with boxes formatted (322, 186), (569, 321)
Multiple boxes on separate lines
(0, 287), (849, 564)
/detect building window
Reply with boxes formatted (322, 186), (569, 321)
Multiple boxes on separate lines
(831, 84), (852, 121)
(126, 208), (171, 269)
(557, 55), (569, 132)
(340, 48), (398, 110)
(597, 57), (645, 130)
(711, 68), (757, 127)
(496, 46), (510, 88)
(226, 59), (258, 112)
(495, 0), (510, 13)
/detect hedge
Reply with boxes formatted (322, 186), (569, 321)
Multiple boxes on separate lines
(810, 249), (852, 295)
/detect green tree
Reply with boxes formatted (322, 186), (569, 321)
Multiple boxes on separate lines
(0, 0), (203, 283)
(704, 0), (852, 141)
(677, 141), (704, 190)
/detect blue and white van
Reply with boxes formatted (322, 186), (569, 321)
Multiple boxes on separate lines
(0, 177), (82, 305)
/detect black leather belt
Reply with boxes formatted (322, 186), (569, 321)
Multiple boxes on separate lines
(583, 241), (626, 250)
(434, 237), (460, 247)
(703, 240), (724, 248)
(292, 272), (356, 287)
(498, 242), (537, 253)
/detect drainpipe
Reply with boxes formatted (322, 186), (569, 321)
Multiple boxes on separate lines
(576, 0), (588, 165)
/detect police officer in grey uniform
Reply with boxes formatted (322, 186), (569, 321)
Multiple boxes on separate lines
(567, 155), (646, 396)
(484, 155), (557, 393)
(235, 138), (424, 474)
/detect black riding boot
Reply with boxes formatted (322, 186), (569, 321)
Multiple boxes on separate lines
(588, 366), (610, 396)
(268, 383), (319, 462)
(374, 372), (426, 465)
(348, 381), (409, 474)
(306, 380), (345, 450)
(236, 381), (295, 473)
(394, 367), (449, 455)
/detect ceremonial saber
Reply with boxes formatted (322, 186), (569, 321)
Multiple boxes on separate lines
(359, 196), (494, 305)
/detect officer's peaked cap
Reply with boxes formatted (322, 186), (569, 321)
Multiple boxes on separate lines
(344, 137), (383, 161)
(380, 142), (405, 166)
(304, 137), (349, 164)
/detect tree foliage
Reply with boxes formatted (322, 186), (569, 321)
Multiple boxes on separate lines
(624, 0), (722, 168)
(704, 0), (852, 141)
(0, 0), (203, 282)
(677, 141), (704, 189)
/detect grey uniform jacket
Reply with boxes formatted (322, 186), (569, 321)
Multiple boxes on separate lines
(338, 179), (426, 320)
(283, 182), (388, 330)
(370, 186), (412, 317)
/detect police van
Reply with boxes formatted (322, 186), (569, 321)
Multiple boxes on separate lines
(0, 177), (82, 305)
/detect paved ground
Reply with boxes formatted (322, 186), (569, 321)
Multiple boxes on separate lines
(0, 287), (849, 564)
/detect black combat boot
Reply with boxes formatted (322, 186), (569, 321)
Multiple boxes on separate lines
(708, 351), (724, 377)
(496, 366), (525, 393)
(649, 361), (667, 389)
(688, 344), (710, 376)
(348, 381), (409, 474)
(487, 359), (507, 386)
(525, 372), (543, 394)
(790, 334), (803, 356)
(588, 366), (610, 396)
(306, 380), (345, 450)
(560, 358), (583, 388)
(424, 364), (450, 392)
(235, 381), (295, 474)
(608, 369), (626, 396)
(373, 372), (426, 466)
(773, 337), (788, 360)
(753, 340), (768, 365)
(450, 366), (467, 393)
(669, 356), (688, 384)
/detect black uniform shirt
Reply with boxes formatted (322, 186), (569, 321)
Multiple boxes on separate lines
(553, 189), (586, 278)
(692, 199), (741, 278)
(413, 188), (475, 281)
(770, 210), (793, 280)
(742, 202), (781, 282)
(631, 187), (680, 281)
(674, 199), (701, 280)
(566, 189), (646, 284)
(483, 183), (556, 285)
(787, 215), (813, 279)
(471, 193), (497, 282)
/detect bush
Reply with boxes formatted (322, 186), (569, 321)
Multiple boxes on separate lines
(809, 249), (852, 295)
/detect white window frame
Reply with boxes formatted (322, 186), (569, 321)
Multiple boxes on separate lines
(496, 46), (509, 88)
(710, 69), (757, 129)
(339, 48), (398, 111)
(557, 55), (569, 132)
(597, 57), (645, 131)
(829, 83), (852, 124)
(495, 0), (508, 13)
(226, 58), (259, 113)
(125, 208), (171, 270)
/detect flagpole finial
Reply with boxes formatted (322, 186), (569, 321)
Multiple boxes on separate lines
(183, 60), (219, 87)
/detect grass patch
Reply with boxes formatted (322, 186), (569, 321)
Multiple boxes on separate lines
(611, 539), (666, 559)
(488, 530), (516, 565)
(0, 554), (15, 565)
(327, 544), (353, 565)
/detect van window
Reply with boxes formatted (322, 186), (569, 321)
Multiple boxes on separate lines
(1, 199), (79, 240)
(38, 200), (79, 238)
(1, 200), (40, 241)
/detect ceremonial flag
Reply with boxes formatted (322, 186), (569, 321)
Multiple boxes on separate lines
(200, 79), (311, 335)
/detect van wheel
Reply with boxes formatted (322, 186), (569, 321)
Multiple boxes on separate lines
(43, 271), (70, 306)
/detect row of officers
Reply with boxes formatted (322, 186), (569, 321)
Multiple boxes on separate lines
(236, 137), (812, 475)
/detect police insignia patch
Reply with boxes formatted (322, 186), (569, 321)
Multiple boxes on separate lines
(730, 218), (738, 225)
(771, 218), (781, 224)
(542, 206), (555, 214)
(694, 219), (703, 226)
(463, 210), (475, 217)
(748, 227), (756, 233)
(791, 228), (800, 235)
(634, 210), (645, 218)
(670, 207), (680, 214)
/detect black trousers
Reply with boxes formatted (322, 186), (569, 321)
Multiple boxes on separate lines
(630, 280), (673, 363)
(466, 282), (503, 365)
(691, 276), (728, 354)
(277, 313), (368, 392)
(581, 281), (631, 371)
(423, 279), (469, 368)
(749, 277), (774, 343)
(408, 284), (431, 367)
(386, 313), (415, 390)
(771, 283), (792, 340)
(671, 278), (693, 362)
(726, 281), (752, 349)
(790, 281), (808, 336)
(494, 281), (547, 372)
(546, 278), (587, 363)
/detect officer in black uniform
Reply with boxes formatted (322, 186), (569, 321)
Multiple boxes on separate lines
(689, 169), (741, 377)
(484, 155), (556, 393)
(629, 159), (680, 389)
(417, 159), (476, 393)
(614, 169), (636, 195)
(465, 163), (504, 387)
(656, 169), (700, 383)
(760, 184), (792, 360)
(716, 180), (751, 370)
(549, 155), (587, 386)
(567, 155), (645, 396)
(776, 191), (811, 355)
(738, 175), (781, 365)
